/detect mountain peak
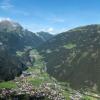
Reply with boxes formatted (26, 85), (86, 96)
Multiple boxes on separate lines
(0, 20), (22, 32)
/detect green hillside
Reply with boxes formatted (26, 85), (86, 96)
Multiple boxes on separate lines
(38, 24), (100, 92)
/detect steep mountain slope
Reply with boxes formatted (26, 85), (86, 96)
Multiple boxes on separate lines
(0, 45), (26, 81)
(38, 24), (100, 91)
(0, 20), (53, 81)
(0, 20), (45, 54)
(0, 20), (42, 80)
(36, 31), (54, 41)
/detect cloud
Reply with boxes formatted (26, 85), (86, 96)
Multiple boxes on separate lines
(0, 17), (11, 22)
(47, 27), (54, 32)
(41, 27), (54, 33)
(0, 0), (30, 16)
(0, 0), (14, 10)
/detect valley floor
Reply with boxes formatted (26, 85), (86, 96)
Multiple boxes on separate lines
(0, 68), (99, 100)
(0, 50), (100, 100)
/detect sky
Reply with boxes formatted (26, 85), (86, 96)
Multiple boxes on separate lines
(0, 0), (100, 34)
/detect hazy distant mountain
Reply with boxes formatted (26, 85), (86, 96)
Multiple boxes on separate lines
(38, 24), (100, 91)
(36, 31), (54, 42)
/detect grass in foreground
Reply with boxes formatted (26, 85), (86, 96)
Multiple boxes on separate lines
(0, 81), (17, 89)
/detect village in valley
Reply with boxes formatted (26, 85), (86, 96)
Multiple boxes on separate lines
(0, 50), (67, 100)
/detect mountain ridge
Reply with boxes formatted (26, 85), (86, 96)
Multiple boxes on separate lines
(37, 24), (100, 91)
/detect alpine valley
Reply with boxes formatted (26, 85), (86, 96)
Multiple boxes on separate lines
(0, 20), (100, 100)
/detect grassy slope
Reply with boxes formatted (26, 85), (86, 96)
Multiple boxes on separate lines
(0, 81), (17, 89)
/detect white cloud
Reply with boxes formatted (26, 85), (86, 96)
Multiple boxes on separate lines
(0, 17), (11, 22)
(41, 27), (54, 33)
(0, 0), (30, 16)
(47, 27), (54, 32)
(0, 0), (14, 10)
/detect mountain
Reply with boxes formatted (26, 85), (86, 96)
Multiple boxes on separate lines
(0, 45), (26, 81)
(0, 20), (45, 54)
(38, 24), (100, 91)
(36, 31), (54, 42)
(0, 20), (51, 81)
(0, 20), (54, 81)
